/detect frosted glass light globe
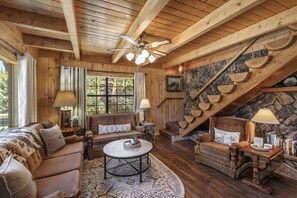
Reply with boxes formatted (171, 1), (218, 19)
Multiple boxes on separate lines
(148, 55), (156, 63)
(141, 50), (149, 58)
(126, 52), (134, 61)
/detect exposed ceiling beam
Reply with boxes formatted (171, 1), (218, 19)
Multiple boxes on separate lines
(158, 0), (265, 54)
(111, 0), (169, 63)
(162, 5), (297, 69)
(61, 0), (80, 60)
(23, 34), (73, 52)
(0, 5), (68, 36)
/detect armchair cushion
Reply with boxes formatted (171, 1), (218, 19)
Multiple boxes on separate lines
(214, 128), (240, 146)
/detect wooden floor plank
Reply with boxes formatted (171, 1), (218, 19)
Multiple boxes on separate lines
(151, 136), (297, 198)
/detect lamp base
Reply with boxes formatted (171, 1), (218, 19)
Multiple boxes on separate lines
(61, 109), (71, 128)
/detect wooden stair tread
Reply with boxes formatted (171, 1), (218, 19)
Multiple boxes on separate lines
(265, 36), (295, 51)
(289, 23), (297, 31)
(230, 72), (251, 83)
(245, 56), (271, 69)
(191, 109), (202, 117)
(159, 128), (179, 136)
(199, 102), (211, 111)
(184, 115), (195, 123)
(179, 121), (188, 129)
(207, 95), (222, 103)
(217, 84), (236, 94)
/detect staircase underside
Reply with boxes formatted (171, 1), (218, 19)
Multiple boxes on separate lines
(181, 36), (297, 137)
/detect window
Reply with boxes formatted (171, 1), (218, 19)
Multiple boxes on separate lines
(0, 59), (12, 129)
(86, 76), (134, 115)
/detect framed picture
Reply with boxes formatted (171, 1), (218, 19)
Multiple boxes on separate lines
(166, 76), (182, 92)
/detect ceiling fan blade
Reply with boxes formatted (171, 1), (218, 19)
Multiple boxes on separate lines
(151, 39), (172, 48)
(108, 48), (129, 52)
(119, 34), (139, 46)
(153, 50), (167, 56)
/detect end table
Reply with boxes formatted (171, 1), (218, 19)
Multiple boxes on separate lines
(61, 125), (81, 137)
(240, 145), (284, 194)
(140, 122), (156, 145)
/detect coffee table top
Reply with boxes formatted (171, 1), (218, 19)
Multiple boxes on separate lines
(103, 139), (153, 159)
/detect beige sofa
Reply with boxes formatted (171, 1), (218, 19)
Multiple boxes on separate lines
(85, 112), (143, 159)
(0, 121), (84, 197)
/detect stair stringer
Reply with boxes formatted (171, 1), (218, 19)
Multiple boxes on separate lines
(181, 40), (297, 136)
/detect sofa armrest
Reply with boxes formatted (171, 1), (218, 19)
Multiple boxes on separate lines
(64, 135), (83, 144)
(135, 125), (145, 132)
(196, 133), (213, 143)
(85, 130), (94, 150)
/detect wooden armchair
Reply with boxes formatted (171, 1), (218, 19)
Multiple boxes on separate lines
(195, 116), (255, 178)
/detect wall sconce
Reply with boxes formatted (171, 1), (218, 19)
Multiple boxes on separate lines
(178, 64), (184, 74)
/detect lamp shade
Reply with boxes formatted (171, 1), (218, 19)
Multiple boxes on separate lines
(251, 108), (280, 124)
(53, 91), (77, 107)
(139, 99), (151, 109)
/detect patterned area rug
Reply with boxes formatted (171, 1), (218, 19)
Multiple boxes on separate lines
(82, 154), (185, 198)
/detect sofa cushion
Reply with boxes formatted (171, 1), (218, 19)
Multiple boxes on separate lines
(98, 123), (131, 134)
(45, 142), (84, 159)
(114, 113), (136, 130)
(89, 114), (114, 133)
(200, 142), (230, 159)
(36, 170), (80, 198)
(40, 125), (66, 155)
(93, 133), (119, 142)
(117, 130), (142, 139)
(33, 153), (82, 179)
(0, 155), (37, 198)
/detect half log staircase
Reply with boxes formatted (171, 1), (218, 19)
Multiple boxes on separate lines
(179, 31), (297, 137)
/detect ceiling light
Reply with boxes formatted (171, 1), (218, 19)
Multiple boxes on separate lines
(148, 55), (156, 63)
(126, 52), (134, 61)
(135, 54), (145, 65)
(178, 64), (184, 74)
(141, 49), (149, 58)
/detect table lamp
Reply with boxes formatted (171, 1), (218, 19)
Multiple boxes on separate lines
(54, 91), (77, 128)
(139, 99), (151, 123)
(251, 108), (280, 142)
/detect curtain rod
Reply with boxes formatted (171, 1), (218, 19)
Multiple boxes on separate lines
(88, 70), (136, 75)
(0, 38), (24, 56)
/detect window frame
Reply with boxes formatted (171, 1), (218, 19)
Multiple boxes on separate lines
(86, 76), (134, 115)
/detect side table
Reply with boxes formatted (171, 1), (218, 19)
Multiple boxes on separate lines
(240, 145), (284, 194)
(140, 122), (156, 145)
(61, 125), (81, 137)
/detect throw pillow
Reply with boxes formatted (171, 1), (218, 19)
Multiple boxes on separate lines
(214, 128), (240, 146)
(40, 124), (66, 155)
(0, 155), (37, 198)
(98, 123), (131, 134)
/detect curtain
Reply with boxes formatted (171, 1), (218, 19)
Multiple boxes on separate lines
(133, 72), (146, 113)
(60, 66), (87, 128)
(17, 53), (37, 127)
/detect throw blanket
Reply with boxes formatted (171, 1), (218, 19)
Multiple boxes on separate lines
(0, 127), (43, 164)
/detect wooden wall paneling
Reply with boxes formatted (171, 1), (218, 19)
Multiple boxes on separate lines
(0, 22), (23, 52)
(37, 57), (59, 124)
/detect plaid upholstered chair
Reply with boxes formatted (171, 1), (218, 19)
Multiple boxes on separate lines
(195, 116), (255, 178)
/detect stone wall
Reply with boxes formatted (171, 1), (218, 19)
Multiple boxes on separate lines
(184, 49), (268, 116)
(234, 92), (297, 138)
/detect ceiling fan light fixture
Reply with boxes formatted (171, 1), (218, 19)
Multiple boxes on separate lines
(135, 54), (145, 65)
(126, 52), (134, 61)
(148, 55), (156, 63)
(141, 49), (149, 58)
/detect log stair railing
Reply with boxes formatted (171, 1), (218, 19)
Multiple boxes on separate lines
(179, 34), (297, 136)
(157, 97), (184, 108)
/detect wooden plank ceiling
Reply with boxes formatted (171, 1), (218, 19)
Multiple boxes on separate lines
(0, 0), (296, 68)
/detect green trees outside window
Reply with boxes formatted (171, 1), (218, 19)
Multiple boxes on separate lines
(86, 76), (134, 115)
(0, 60), (10, 129)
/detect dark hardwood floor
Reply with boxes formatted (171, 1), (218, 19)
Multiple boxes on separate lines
(151, 135), (297, 198)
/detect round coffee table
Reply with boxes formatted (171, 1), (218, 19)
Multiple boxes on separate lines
(103, 139), (153, 183)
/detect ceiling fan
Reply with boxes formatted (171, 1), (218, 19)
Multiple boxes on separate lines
(109, 32), (172, 64)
